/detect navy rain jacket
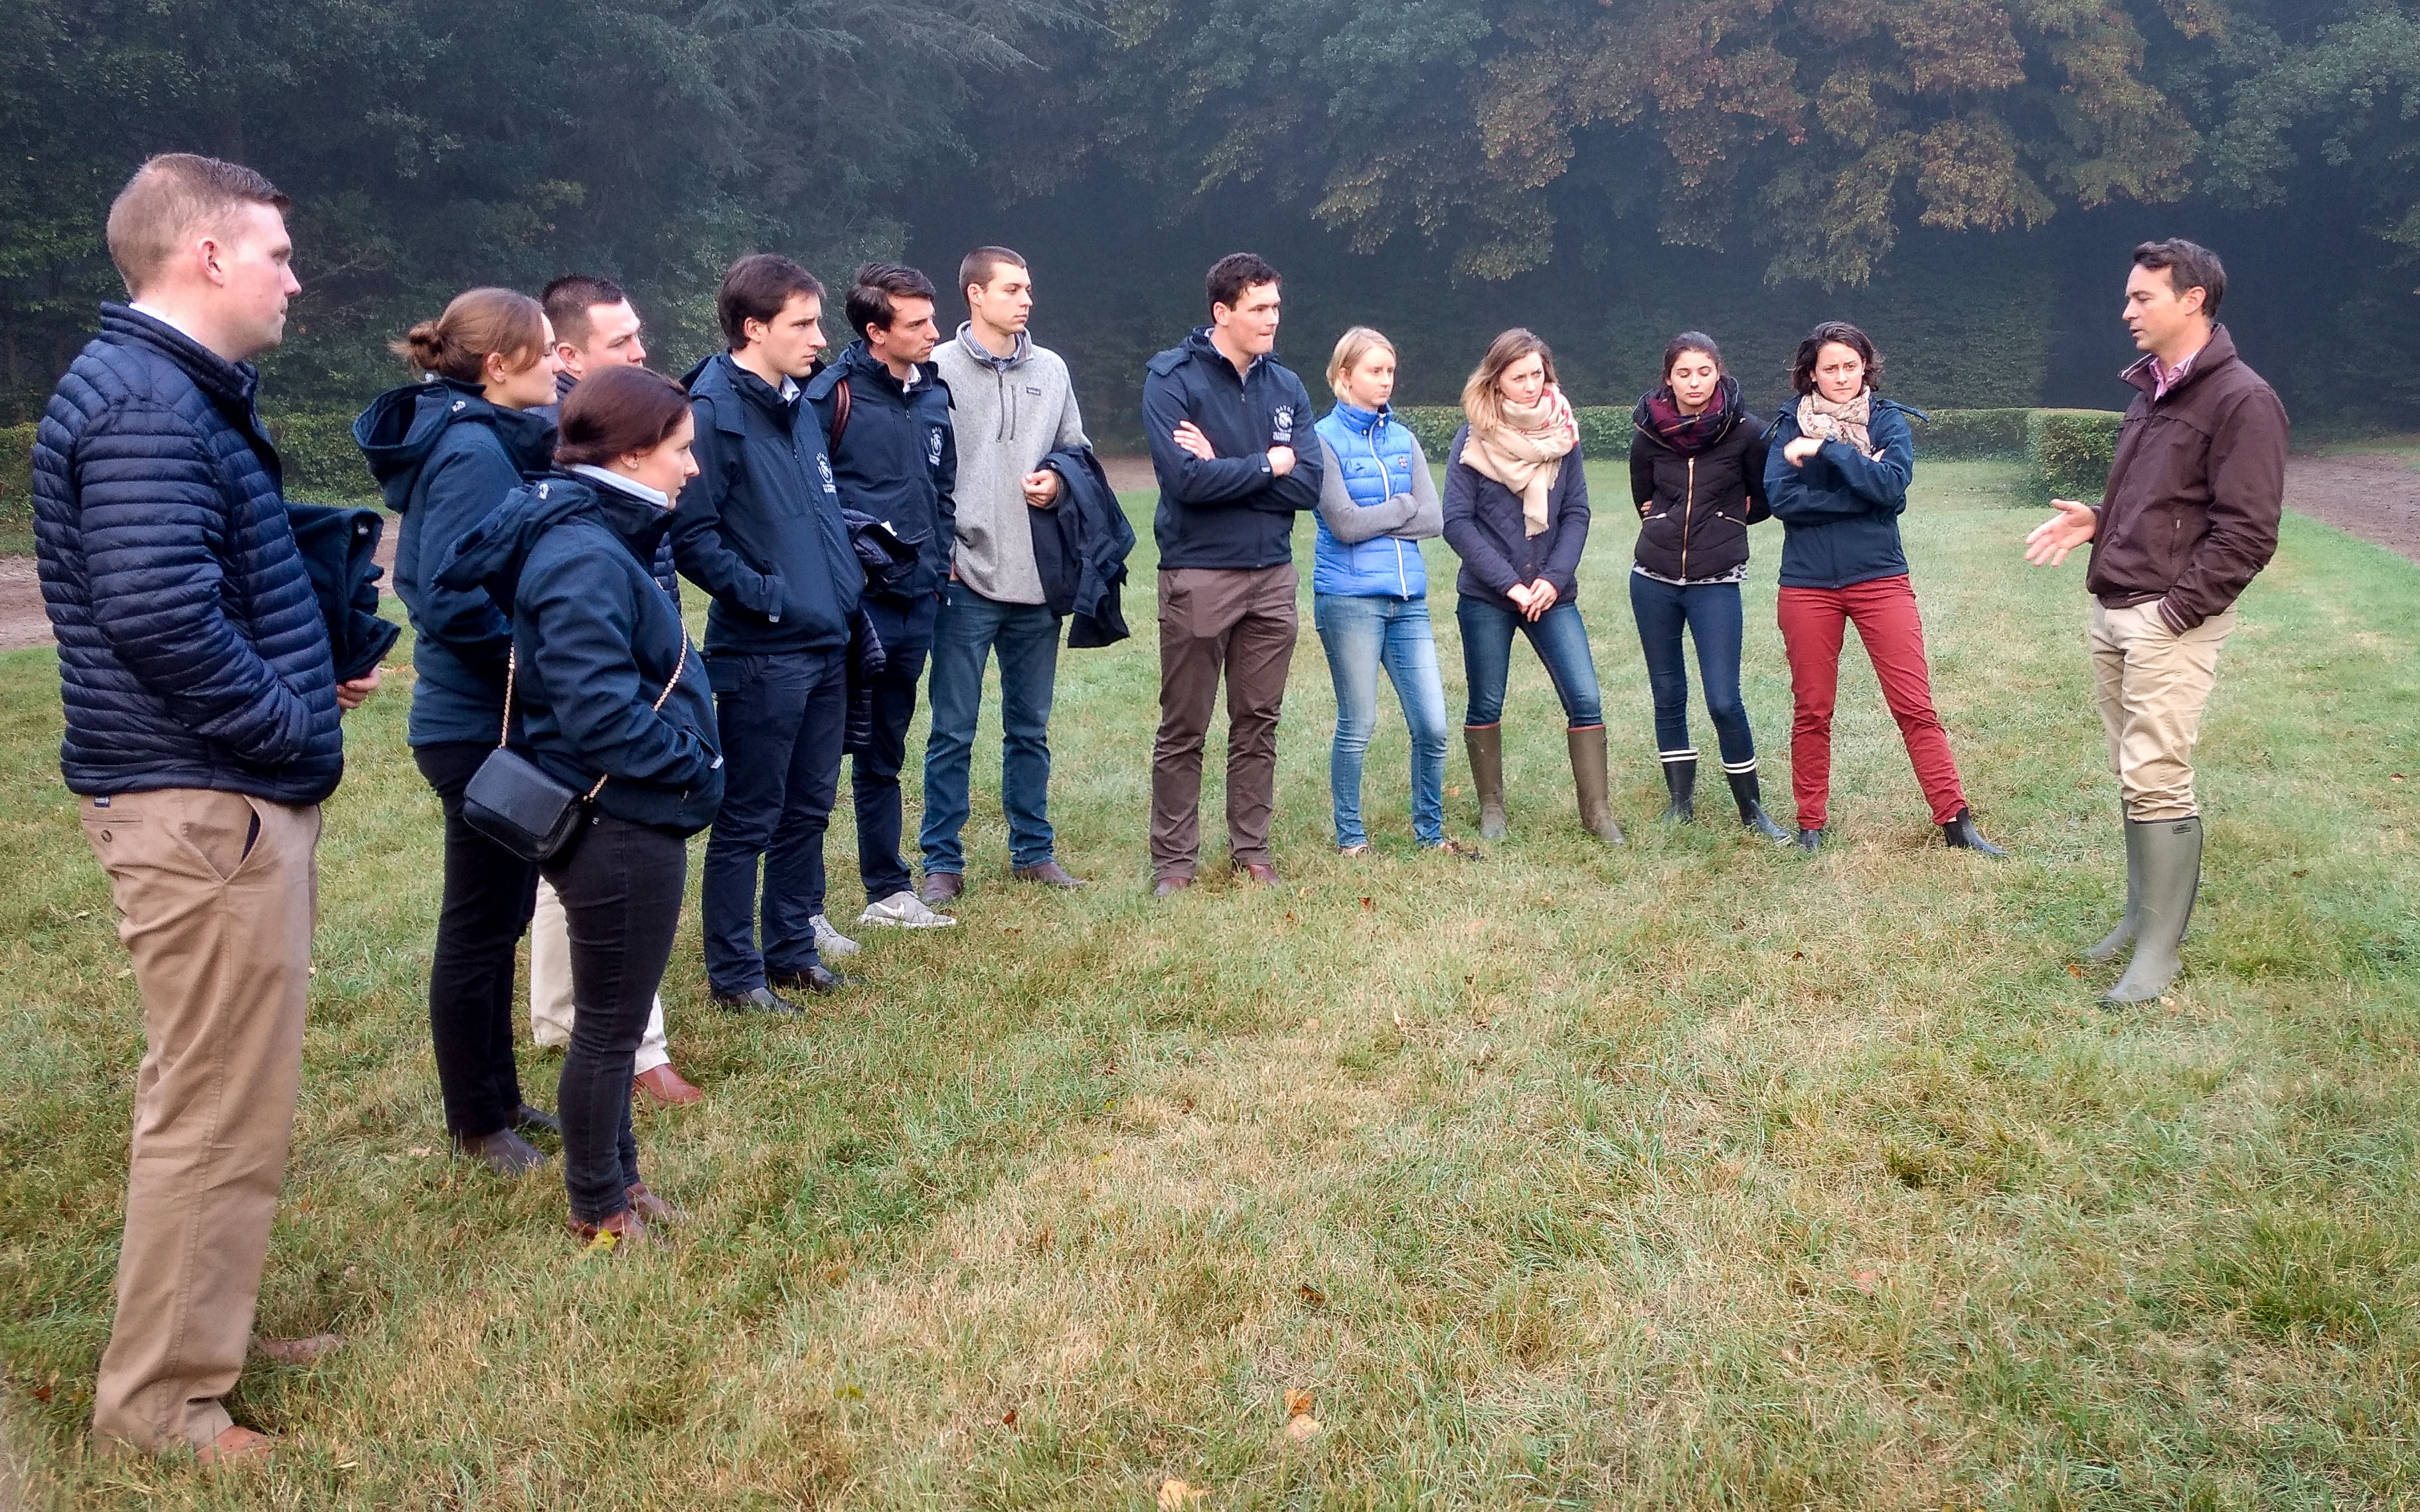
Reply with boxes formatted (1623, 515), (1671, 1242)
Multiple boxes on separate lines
(534, 368), (681, 602)
(1763, 397), (1923, 591)
(355, 378), (556, 745)
(437, 472), (724, 835)
(1141, 328), (1323, 571)
(673, 353), (860, 658)
(34, 305), (342, 802)
(805, 340), (955, 608)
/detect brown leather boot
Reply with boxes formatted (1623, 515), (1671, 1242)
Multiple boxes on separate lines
(1464, 725), (1508, 840)
(1566, 726), (1626, 846)
(566, 1207), (649, 1254)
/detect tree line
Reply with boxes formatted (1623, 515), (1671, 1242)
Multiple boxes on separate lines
(1, 0), (2413, 427)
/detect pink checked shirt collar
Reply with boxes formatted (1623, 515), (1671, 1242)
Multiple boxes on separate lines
(2148, 343), (2206, 401)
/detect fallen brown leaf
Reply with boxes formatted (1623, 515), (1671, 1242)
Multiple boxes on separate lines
(1159, 1478), (1204, 1509)
(1852, 1270), (1880, 1294)
(1285, 1387), (1314, 1419)
(1002, 1408), (1017, 1426)
(1285, 1413), (1321, 1442)
(1360, 896), (1373, 910)
(1297, 1282), (1327, 1310)
(2067, 964), (2084, 978)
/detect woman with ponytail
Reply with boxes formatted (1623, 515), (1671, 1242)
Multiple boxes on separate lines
(353, 289), (566, 1173)
(1441, 329), (1621, 845)
(1626, 332), (1789, 841)
(1764, 321), (2004, 857)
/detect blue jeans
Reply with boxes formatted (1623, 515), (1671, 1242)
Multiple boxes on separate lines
(1627, 573), (1756, 768)
(920, 583), (1064, 874)
(1314, 593), (1447, 847)
(700, 647), (845, 994)
(1456, 597), (1603, 729)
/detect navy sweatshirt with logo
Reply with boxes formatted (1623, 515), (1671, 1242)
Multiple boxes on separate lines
(1141, 327), (1323, 571)
(805, 340), (955, 608)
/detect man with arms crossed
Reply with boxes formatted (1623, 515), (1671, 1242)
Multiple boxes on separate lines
(919, 246), (1091, 901)
(676, 254), (862, 1010)
(1143, 252), (1323, 895)
(522, 275), (700, 1102)
(2025, 239), (2287, 1004)
(36, 153), (380, 1460)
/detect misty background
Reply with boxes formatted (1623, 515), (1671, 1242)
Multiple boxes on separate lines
(1, 0), (2413, 443)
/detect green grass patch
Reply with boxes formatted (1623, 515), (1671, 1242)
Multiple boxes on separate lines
(2, 460), (2417, 1506)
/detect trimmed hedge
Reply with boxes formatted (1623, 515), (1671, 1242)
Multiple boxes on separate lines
(1396, 403), (2119, 506)
(262, 408), (376, 500)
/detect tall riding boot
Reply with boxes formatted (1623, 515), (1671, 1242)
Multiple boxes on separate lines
(2083, 817), (2145, 963)
(1658, 754), (1696, 824)
(1465, 725), (1508, 840)
(1567, 727), (1626, 846)
(2106, 816), (2202, 1005)
(1724, 765), (1793, 843)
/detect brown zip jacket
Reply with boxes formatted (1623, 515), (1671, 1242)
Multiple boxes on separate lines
(2087, 325), (2288, 632)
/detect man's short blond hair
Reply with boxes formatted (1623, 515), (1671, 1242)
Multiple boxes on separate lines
(105, 154), (289, 298)
(1326, 326), (1396, 398)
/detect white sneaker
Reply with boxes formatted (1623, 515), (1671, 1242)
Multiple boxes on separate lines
(858, 889), (957, 929)
(809, 912), (860, 956)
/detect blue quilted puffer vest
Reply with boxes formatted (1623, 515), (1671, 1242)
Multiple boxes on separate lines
(1311, 402), (1425, 599)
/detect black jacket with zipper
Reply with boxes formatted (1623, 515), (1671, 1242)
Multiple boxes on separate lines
(1627, 389), (1771, 582)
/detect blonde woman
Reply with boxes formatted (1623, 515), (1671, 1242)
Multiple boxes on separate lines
(1441, 329), (1621, 844)
(1309, 327), (1457, 854)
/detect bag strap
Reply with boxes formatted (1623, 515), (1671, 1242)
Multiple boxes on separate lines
(501, 640), (690, 802)
(828, 376), (852, 453)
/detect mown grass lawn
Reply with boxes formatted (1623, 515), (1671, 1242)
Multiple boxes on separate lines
(2, 458), (2417, 1509)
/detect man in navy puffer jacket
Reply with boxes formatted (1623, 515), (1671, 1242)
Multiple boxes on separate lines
(34, 155), (378, 1462)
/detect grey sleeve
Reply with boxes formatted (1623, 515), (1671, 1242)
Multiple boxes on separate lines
(1313, 437), (1419, 544)
(1400, 435), (1443, 539)
(1053, 358), (1091, 451)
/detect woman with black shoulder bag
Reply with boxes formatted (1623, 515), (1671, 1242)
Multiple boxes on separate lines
(438, 366), (724, 1250)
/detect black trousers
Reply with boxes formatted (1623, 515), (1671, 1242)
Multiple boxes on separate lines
(414, 741), (540, 1140)
(541, 812), (686, 1225)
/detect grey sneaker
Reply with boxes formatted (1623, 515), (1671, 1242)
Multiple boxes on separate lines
(858, 889), (957, 929)
(809, 912), (860, 957)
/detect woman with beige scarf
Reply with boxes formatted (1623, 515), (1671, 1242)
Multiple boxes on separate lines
(1441, 329), (1622, 844)
(1765, 320), (2005, 858)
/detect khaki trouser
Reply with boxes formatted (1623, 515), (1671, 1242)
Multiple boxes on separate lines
(528, 876), (670, 1076)
(2090, 600), (2237, 822)
(80, 789), (319, 1452)
(1151, 564), (1299, 879)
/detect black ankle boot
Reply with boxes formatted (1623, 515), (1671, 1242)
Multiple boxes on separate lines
(1723, 766), (1791, 844)
(1942, 806), (2007, 858)
(1795, 826), (1824, 854)
(1658, 755), (1696, 823)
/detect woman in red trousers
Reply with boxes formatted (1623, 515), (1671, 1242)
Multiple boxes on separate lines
(1763, 321), (2006, 856)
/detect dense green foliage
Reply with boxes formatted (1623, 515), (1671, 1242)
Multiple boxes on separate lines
(0, 0), (2414, 428)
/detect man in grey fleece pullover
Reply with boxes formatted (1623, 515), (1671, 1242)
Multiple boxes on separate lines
(918, 246), (1091, 899)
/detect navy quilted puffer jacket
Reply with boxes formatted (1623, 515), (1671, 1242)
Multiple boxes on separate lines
(35, 305), (341, 803)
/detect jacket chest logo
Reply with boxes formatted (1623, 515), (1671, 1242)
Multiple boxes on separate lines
(1272, 406), (1295, 443)
(816, 455), (837, 495)
(928, 427), (945, 467)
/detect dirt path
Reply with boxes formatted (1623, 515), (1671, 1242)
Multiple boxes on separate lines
(1, 453), (2411, 654)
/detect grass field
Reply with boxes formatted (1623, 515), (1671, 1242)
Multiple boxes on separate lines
(2, 458), (2417, 1509)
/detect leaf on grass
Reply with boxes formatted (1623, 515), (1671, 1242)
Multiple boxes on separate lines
(2067, 964), (2084, 978)
(1285, 1412), (1321, 1441)
(2393, 774), (2407, 783)
(1297, 1282), (1327, 1309)
(1360, 895), (1373, 909)
(1852, 1270), (1880, 1294)
(1285, 1387), (1314, 1418)
(1159, 1478), (1204, 1509)
(1002, 1408), (1017, 1426)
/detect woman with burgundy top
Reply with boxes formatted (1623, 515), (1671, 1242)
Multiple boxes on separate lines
(1764, 321), (2004, 857)
(1626, 331), (1789, 841)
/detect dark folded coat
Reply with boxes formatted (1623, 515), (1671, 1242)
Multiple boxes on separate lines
(285, 502), (402, 684)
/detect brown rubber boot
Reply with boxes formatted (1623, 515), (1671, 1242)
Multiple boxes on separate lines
(1566, 726), (1626, 846)
(1465, 725), (1508, 840)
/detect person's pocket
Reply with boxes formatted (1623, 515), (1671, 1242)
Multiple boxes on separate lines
(170, 791), (262, 884)
(707, 653), (761, 696)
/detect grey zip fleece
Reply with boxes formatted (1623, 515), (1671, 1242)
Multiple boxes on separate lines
(934, 324), (1090, 605)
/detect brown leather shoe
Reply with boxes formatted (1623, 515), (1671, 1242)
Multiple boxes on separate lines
(1011, 860), (1088, 888)
(625, 1181), (685, 1225)
(566, 1207), (649, 1254)
(635, 1063), (702, 1106)
(920, 871), (963, 905)
(1153, 874), (1192, 899)
(1233, 861), (1280, 887)
(455, 1127), (548, 1177)
(197, 1424), (274, 1465)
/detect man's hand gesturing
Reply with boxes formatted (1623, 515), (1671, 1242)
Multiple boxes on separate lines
(2024, 498), (2098, 567)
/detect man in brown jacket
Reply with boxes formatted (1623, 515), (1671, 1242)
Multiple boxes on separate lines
(2025, 238), (2287, 1005)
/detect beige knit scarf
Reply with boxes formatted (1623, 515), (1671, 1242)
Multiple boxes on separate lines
(1463, 386), (1577, 537)
(1795, 388), (1876, 457)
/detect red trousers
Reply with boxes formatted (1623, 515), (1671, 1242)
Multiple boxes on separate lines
(1776, 574), (1969, 831)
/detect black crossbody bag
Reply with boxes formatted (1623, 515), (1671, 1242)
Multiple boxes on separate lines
(462, 641), (686, 863)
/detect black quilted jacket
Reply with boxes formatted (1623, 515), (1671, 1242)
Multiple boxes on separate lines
(35, 305), (342, 802)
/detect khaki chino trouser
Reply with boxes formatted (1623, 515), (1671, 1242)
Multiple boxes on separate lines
(2089, 600), (2237, 822)
(80, 787), (319, 1452)
(1151, 564), (1299, 879)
